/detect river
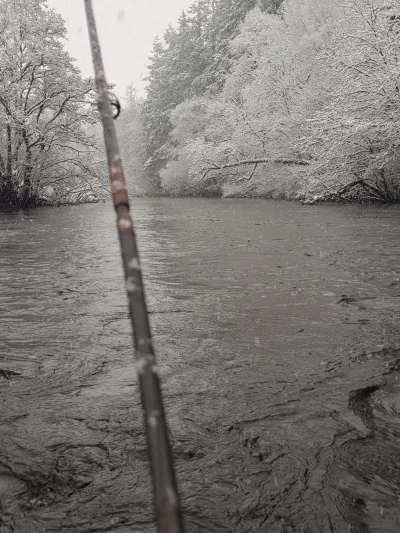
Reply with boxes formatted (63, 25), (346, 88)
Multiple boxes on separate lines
(1, 198), (400, 533)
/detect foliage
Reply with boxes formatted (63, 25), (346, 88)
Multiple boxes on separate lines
(160, 0), (400, 202)
(0, 0), (103, 208)
(299, 0), (400, 202)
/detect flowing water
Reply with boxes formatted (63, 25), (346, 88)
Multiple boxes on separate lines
(1, 198), (400, 533)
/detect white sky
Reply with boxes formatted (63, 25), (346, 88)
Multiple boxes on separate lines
(47, 0), (194, 97)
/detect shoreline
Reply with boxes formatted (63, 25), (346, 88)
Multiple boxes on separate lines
(1, 193), (398, 213)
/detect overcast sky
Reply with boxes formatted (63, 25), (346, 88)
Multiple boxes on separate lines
(47, 0), (194, 98)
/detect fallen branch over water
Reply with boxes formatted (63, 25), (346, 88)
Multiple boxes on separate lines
(201, 158), (310, 181)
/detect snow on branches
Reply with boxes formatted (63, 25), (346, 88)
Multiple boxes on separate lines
(0, 0), (104, 207)
(160, 0), (400, 202)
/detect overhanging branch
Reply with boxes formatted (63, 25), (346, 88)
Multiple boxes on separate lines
(200, 157), (310, 181)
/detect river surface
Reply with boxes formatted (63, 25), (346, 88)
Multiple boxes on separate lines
(1, 198), (400, 533)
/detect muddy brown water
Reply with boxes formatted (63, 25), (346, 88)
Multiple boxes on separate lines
(1, 198), (400, 533)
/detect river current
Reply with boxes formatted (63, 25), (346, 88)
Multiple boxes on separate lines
(1, 198), (400, 532)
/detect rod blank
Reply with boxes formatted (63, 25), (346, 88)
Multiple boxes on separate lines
(83, 2), (185, 532)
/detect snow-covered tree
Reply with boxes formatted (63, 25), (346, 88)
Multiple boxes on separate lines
(162, 0), (400, 202)
(0, 0), (101, 208)
(301, 0), (400, 202)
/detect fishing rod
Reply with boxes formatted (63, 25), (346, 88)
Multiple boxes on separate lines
(83, 2), (185, 532)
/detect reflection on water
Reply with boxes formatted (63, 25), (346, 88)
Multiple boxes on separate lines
(1, 199), (400, 532)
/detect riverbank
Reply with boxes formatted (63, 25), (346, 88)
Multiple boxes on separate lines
(0, 196), (105, 212)
(2, 179), (397, 210)
(2, 192), (397, 212)
(159, 171), (400, 203)
(149, 189), (400, 205)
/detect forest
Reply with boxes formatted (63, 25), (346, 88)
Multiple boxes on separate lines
(1, 0), (400, 206)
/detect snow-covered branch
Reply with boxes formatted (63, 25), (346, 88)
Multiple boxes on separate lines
(200, 157), (310, 180)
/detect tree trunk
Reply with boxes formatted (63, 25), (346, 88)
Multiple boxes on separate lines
(0, 124), (19, 207)
(0, 176), (19, 208)
(6, 124), (12, 177)
(21, 165), (34, 207)
(20, 129), (35, 207)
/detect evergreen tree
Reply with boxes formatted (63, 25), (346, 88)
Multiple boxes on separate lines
(142, 37), (171, 190)
(117, 84), (147, 195)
